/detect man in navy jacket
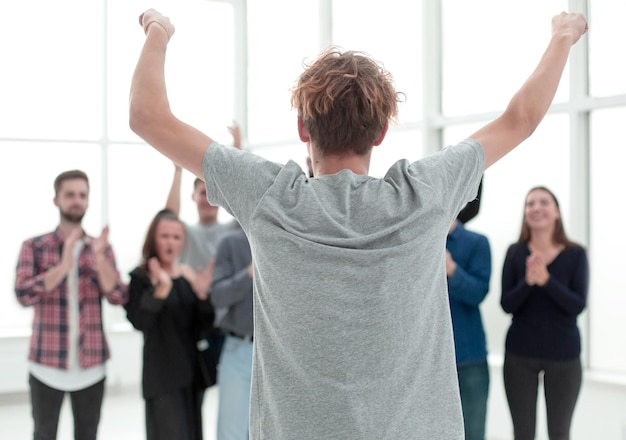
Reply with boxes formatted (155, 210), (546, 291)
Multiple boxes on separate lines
(446, 218), (492, 440)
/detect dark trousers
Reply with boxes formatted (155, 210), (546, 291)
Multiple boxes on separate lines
(29, 374), (105, 440)
(207, 332), (225, 366)
(145, 385), (204, 440)
(503, 352), (582, 440)
(458, 360), (490, 440)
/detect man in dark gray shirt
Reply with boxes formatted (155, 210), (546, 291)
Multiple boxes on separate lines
(211, 224), (253, 440)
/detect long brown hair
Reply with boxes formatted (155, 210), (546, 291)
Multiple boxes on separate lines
(139, 209), (184, 274)
(517, 186), (577, 247)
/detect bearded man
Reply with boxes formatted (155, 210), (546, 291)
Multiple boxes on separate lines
(15, 169), (128, 440)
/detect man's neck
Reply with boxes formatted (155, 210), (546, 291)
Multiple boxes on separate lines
(57, 221), (83, 239)
(310, 151), (372, 177)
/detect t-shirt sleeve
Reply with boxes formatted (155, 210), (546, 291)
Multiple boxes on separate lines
(202, 142), (282, 229)
(408, 138), (484, 222)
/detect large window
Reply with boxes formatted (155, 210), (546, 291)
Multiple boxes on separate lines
(588, 0), (626, 97)
(589, 107), (626, 373)
(0, 1), (103, 140)
(331, 0), (423, 174)
(247, 0), (320, 147)
(1, 0), (626, 379)
(107, 1), (236, 143)
(442, 0), (568, 116)
(0, 0), (238, 335)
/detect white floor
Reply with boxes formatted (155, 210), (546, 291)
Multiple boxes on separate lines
(0, 384), (219, 440)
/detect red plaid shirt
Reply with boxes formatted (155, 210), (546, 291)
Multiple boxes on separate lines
(15, 229), (128, 369)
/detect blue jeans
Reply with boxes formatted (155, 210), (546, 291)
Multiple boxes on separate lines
(216, 335), (253, 440)
(457, 360), (490, 440)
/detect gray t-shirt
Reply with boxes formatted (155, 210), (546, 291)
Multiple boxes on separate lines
(203, 139), (484, 440)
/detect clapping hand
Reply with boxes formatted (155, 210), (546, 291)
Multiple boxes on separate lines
(60, 228), (82, 272)
(92, 226), (110, 259)
(228, 122), (242, 150)
(148, 257), (172, 298)
(526, 253), (550, 286)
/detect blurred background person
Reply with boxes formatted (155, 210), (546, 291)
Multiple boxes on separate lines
(124, 209), (214, 440)
(501, 186), (589, 440)
(14, 169), (128, 440)
(210, 222), (253, 440)
(165, 123), (242, 370)
(446, 195), (491, 440)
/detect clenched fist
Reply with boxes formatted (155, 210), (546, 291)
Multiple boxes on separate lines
(139, 8), (175, 41)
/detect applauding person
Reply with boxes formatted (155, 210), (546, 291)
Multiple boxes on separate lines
(501, 187), (589, 440)
(125, 209), (215, 440)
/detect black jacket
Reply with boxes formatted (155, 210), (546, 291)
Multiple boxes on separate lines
(125, 268), (213, 398)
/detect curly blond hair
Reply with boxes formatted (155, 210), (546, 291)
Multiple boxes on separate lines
(291, 47), (402, 156)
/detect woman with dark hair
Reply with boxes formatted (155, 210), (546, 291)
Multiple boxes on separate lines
(501, 187), (589, 440)
(124, 209), (214, 440)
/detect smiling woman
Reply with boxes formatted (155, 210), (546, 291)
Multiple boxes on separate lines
(501, 186), (588, 439)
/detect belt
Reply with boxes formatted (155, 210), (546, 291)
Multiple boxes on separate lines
(228, 332), (253, 343)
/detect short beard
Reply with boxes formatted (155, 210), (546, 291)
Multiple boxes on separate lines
(60, 210), (85, 224)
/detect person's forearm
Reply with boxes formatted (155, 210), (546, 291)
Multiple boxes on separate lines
(129, 24), (211, 178)
(478, 34), (573, 168)
(165, 166), (182, 215)
(500, 255), (533, 313)
(94, 253), (122, 294)
(127, 287), (165, 331)
(211, 269), (253, 307)
(542, 276), (586, 315)
(508, 34), (573, 135)
(543, 252), (588, 315)
(448, 269), (490, 306)
(129, 24), (172, 146)
(472, 12), (587, 170)
(130, 10), (216, 179)
(42, 262), (71, 292)
(152, 281), (172, 299)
